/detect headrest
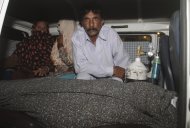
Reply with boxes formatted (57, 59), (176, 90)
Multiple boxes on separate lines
(169, 10), (179, 56)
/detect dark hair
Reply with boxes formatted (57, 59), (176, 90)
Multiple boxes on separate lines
(79, 3), (103, 23)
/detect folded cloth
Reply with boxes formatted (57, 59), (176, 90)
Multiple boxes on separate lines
(57, 72), (76, 79)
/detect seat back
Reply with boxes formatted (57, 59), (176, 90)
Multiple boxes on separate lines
(159, 10), (180, 91)
(169, 10), (180, 92)
(159, 35), (175, 90)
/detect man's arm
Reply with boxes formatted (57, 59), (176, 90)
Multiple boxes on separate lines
(110, 30), (131, 81)
(112, 31), (131, 68)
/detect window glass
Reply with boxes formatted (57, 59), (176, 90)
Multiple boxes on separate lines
(119, 34), (152, 65)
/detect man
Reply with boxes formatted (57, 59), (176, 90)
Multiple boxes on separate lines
(1, 20), (55, 79)
(72, 4), (130, 82)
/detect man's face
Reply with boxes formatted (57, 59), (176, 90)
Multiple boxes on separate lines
(81, 11), (103, 38)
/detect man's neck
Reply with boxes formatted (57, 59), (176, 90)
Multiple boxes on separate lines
(90, 36), (97, 45)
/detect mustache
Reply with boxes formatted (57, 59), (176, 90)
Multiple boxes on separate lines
(86, 28), (98, 32)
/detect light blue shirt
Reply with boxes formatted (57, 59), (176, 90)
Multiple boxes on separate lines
(72, 25), (130, 80)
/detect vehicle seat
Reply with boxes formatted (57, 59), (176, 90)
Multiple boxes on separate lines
(159, 35), (175, 91)
(169, 10), (180, 92)
(159, 10), (180, 91)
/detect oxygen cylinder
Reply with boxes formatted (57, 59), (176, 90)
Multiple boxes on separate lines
(151, 54), (160, 82)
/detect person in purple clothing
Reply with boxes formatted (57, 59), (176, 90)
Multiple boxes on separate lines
(72, 3), (131, 82)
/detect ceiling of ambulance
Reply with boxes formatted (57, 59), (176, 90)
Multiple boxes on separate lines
(7, 0), (179, 23)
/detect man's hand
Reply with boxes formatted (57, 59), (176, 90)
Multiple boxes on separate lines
(113, 66), (125, 81)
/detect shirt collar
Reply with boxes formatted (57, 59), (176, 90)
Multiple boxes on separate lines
(84, 26), (107, 43)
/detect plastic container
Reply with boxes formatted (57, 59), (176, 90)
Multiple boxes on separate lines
(126, 57), (147, 80)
